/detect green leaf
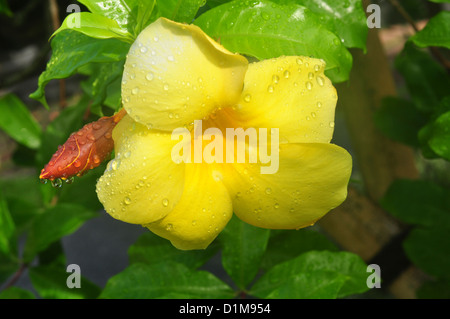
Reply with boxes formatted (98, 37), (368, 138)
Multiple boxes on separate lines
(29, 30), (129, 108)
(100, 262), (234, 298)
(270, 0), (368, 50)
(422, 110), (450, 160)
(374, 97), (428, 147)
(410, 11), (450, 49)
(261, 228), (338, 271)
(417, 279), (450, 299)
(157, 0), (206, 23)
(23, 203), (98, 262)
(79, 60), (125, 116)
(0, 0), (12, 17)
(404, 227), (450, 280)
(53, 12), (134, 43)
(29, 265), (101, 299)
(219, 215), (270, 289)
(428, 0), (450, 3)
(195, 0), (353, 83)
(250, 251), (369, 299)
(381, 179), (450, 229)
(78, 0), (157, 37)
(0, 191), (16, 257)
(395, 42), (450, 112)
(0, 94), (42, 149)
(0, 287), (36, 299)
(128, 232), (219, 269)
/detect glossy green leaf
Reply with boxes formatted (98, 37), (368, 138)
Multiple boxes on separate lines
(195, 0), (353, 83)
(395, 42), (450, 112)
(29, 265), (101, 299)
(0, 287), (36, 299)
(261, 228), (338, 271)
(374, 97), (428, 147)
(157, 0), (206, 23)
(219, 215), (270, 289)
(100, 262), (234, 299)
(23, 203), (98, 262)
(128, 232), (219, 269)
(53, 12), (134, 43)
(0, 94), (42, 149)
(29, 30), (129, 108)
(410, 11), (450, 49)
(404, 227), (450, 280)
(250, 251), (369, 299)
(270, 0), (367, 50)
(78, 0), (157, 37)
(381, 179), (450, 228)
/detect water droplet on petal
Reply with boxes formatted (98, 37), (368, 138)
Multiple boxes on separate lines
(316, 76), (324, 86)
(283, 70), (290, 78)
(267, 85), (274, 93)
(329, 121), (335, 128)
(131, 87), (139, 95)
(244, 94), (252, 102)
(163, 83), (169, 91)
(124, 197), (131, 205)
(272, 75), (279, 84)
(51, 178), (62, 188)
(166, 223), (173, 231)
(162, 198), (169, 207)
(265, 187), (272, 195)
(306, 82), (312, 90)
(145, 72), (154, 81)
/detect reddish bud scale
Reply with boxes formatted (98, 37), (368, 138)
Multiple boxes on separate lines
(39, 109), (127, 181)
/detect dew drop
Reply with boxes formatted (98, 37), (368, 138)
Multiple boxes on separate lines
(145, 72), (154, 81)
(329, 121), (335, 128)
(51, 178), (62, 188)
(167, 55), (175, 62)
(274, 203), (280, 209)
(163, 83), (169, 91)
(124, 151), (131, 158)
(244, 94), (252, 102)
(131, 87), (139, 95)
(192, 220), (197, 226)
(316, 76), (324, 86)
(306, 82), (312, 90)
(74, 160), (82, 168)
(283, 70), (290, 79)
(272, 75), (279, 84)
(265, 187), (272, 195)
(296, 58), (303, 65)
(124, 197), (131, 205)
(267, 85), (274, 93)
(140, 46), (148, 53)
(162, 198), (169, 207)
(166, 223), (173, 231)
(317, 101), (322, 108)
(314, 64), (321, 72)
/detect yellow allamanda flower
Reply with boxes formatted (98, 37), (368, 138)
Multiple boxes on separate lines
(95, 17), (352, 250)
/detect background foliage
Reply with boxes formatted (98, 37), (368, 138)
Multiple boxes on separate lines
(0, 0), (449, 299)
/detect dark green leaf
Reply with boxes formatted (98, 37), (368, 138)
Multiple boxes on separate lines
(250, 251), (369, 299)
(79, 60), (125, 116)
(100, 262), (234, 298)
(0, 191), (15, 257)
(128, 232), (219, 269)
(195, 0), (353, 83)
(29, 30), (129, 108)
(29, 265), (101, 299)
(395, 42), (450, 112)
(374, 97), (428, 147)
(270, 0), (368, 50)
(417, 279), (450, 299)
(410, 11), (450, 49)
(380, 179), (450, 229)
(404, 227), (450, 280)
(0, 254), (19, 285)
(38, 240), (66, 268)
(219, 215), (270, 289)
(0, 287), (36, 299)
(53, 12), (134, 43)
(261, 228), (338, 270)
(157, 0), (206, 23)
(23, 203), (98, 262)
(0, 0), (12, 17)
(0, 94), (42, 149)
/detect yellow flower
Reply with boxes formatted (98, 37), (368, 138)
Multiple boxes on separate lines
(96, 18), (352, 250)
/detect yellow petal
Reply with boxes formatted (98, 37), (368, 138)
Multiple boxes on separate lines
(96, 115), (185, 224)
(146, 164), (233, 250)
(221, 143), (352, 229)
(122, 17), (248, 131)
(233, 56), (338, 144)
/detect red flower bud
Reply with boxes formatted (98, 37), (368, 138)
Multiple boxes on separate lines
(39, 108), (126, 183)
